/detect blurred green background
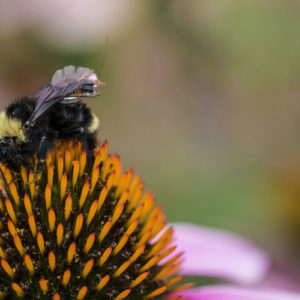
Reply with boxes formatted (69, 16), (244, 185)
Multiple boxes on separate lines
(1, 0), (300, 281)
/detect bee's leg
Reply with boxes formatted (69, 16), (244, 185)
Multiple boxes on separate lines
(0, 165), (10, 192)
(58, 127), (84, 138)
(35, 136), (48, 175)
(81, 134), (96, 168)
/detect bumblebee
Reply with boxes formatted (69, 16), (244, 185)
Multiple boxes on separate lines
(0, 65), (103, 172)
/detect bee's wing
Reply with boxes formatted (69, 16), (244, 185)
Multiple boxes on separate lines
(29, 66), (96, 123)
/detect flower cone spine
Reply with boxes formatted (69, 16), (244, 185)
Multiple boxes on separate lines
(0, 141), (188, 299)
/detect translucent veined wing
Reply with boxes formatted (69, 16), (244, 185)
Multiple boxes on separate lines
(28, 66), (101, 124)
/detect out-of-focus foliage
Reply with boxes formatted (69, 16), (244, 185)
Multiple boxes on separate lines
(1, 0), (300, 278)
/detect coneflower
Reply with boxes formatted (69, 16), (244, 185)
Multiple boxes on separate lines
(0, 140), (189, 299)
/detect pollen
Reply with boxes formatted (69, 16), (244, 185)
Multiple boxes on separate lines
(39, 277), (48, 294)
(0, 247), (6, 259)
(95, 274), (110, 291)
(130, 271), (149, 288)
(48, 208), (56, 232)
(90, 165), (99, 193)
(24, 254), (35, 275)
(62, 269), (71, 287)
(7, 219), (16, 236)
(5, 199), (17, 224)
(14, 234), (24, 256)
(60, 173), (67, 201)
(48, 251), (56, 272)
(56, 223), (64, 247)
(97, 184), (108, 212)
(98, 247), (112, 266)
(24, 193), (32, 215)
(11, 282), (24, 297)
(20, 166), (27, 185)
(83, 233), (95, 254)
(53, 293), (60, 300)
(67, 242), (76, 264)
(74, 213), (83, 238)
(0, 141), (186, 299)
(28, 214), (37, 238)
(86, 200), (97, 227)
(79, 181), (89, 210)
(37, 232), (45, 254)
(98, 219), (112, 243)
(64, 194), (72, 221)
(1, 259), (14, 278)
(77, 286), (87, 300)
(4, 167), (12, 184)
(9, 182), (20, 207)
(115, 289), (131, 300)
(45, 184), (52, 210)
(79, 151), (86, 177)
(81, 259), (94, 279)
(28, 170), (35, 199)
(48, 163), (54, 188)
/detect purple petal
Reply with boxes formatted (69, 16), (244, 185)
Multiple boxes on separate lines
(170, 223), (270, 284)
(176, 285), (300, 300)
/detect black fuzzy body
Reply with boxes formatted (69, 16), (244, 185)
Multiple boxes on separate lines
(0, 97), (97, 171)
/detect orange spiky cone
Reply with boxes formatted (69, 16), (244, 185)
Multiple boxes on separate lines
(0, 141), (189, 299)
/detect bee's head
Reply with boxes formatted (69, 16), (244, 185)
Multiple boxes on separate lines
(0, 97), (35, 149)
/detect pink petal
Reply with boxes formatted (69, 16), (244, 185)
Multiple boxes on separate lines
(177, 285), (300, 300)
(171, 223), (270, 284)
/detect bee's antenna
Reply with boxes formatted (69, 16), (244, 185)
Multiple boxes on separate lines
(99, 37), (109, 76)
